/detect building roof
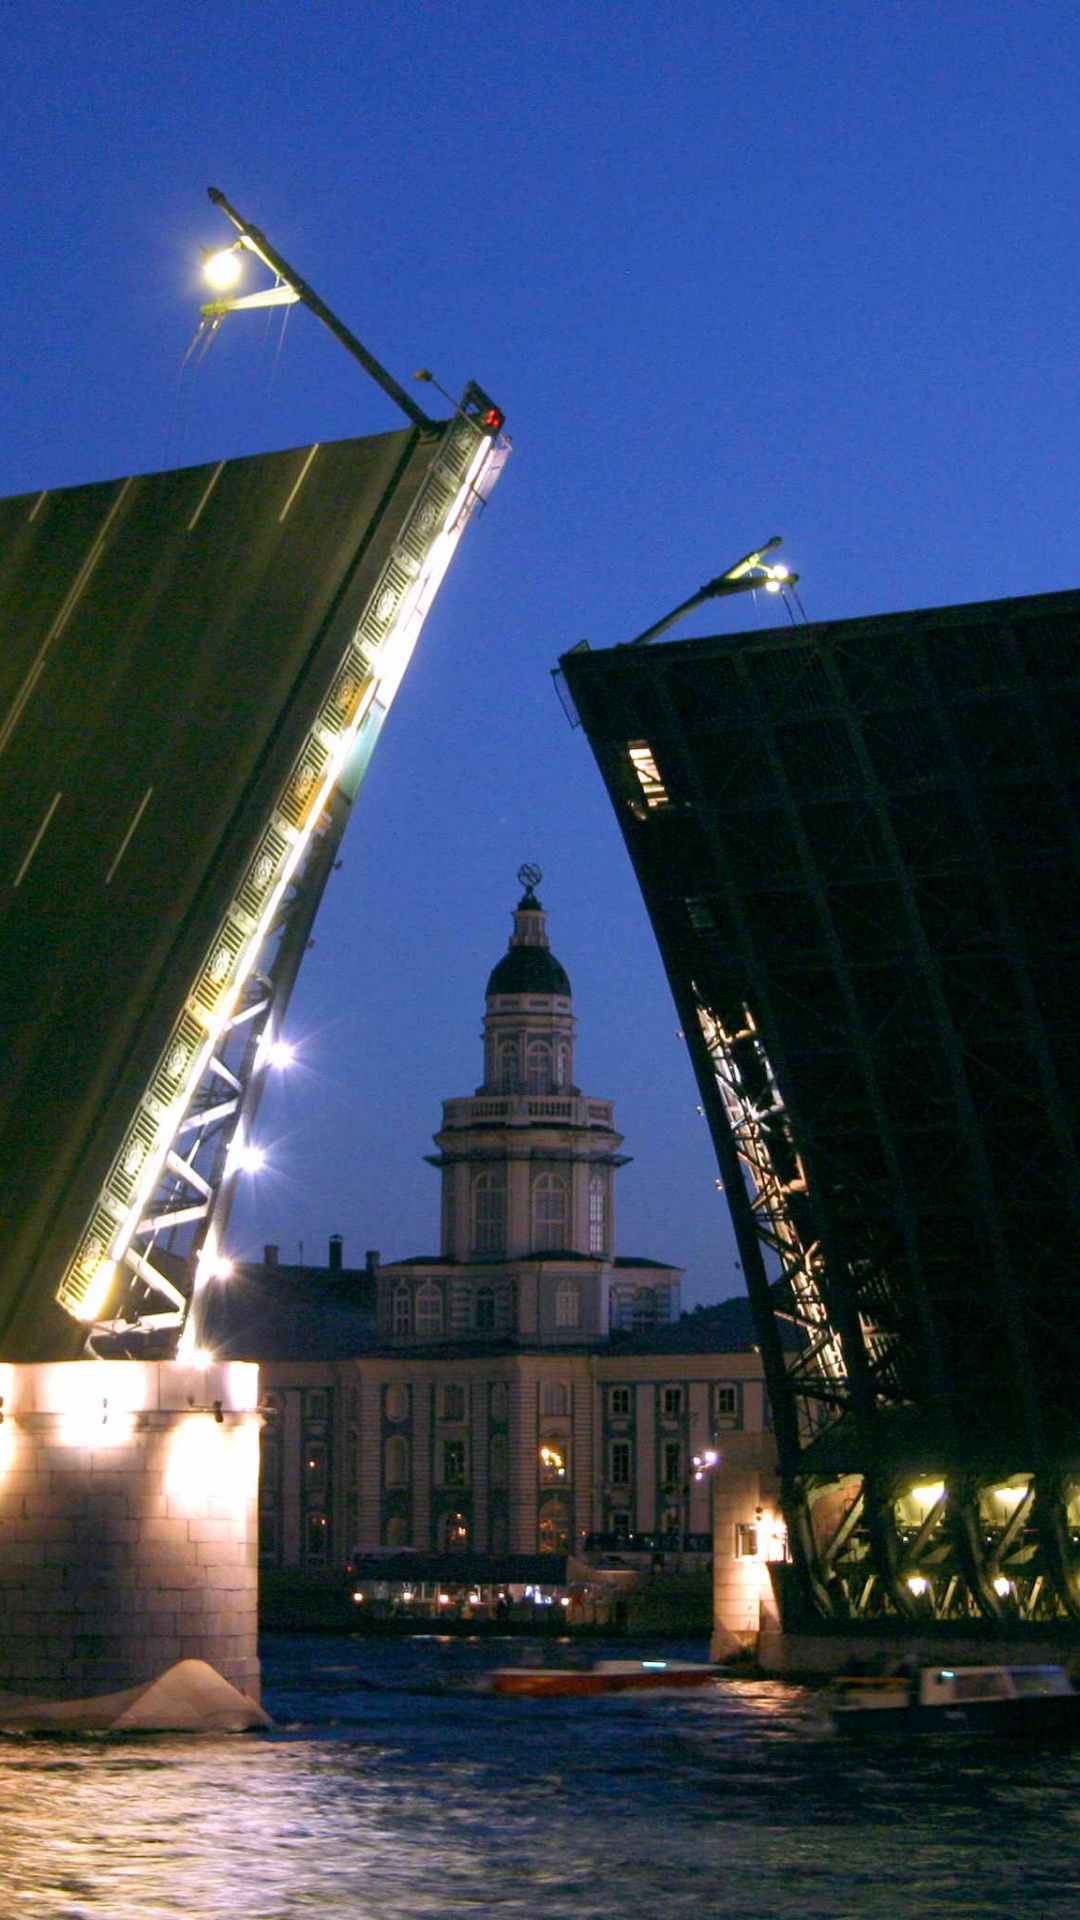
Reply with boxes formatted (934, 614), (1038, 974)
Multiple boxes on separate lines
(485, 945), (571, 998)
(606, 1295), (762, 1354)
(201, 1265), (377, 1362)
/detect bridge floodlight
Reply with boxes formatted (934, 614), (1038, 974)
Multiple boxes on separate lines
(202, 245), (244, 292)
(624, 538), (799, 647)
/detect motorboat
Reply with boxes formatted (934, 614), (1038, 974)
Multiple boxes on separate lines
(490, 1658), (720, 1698)
(828, 1662), (1080, 1735)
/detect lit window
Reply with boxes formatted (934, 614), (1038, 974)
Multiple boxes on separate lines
(555, 1278), (580, 1328)
(416, 1282), (444, 1337)
(539, 1498), (570, 1554)
(443, 1440), (468, 1487)
(627, 739), (671, 808)
(610, 1386), (631, 1417)
(441, 1510), (469, 1552)
(532, 1173), (568, 1251)
(735, 1523), (759, 1559)
(473, 1170), (506, 1255)
(305, 1441), (327, 1493)
(539, 1439), (569, 1484)
(588, 1173), (605, 1254)
(662, 1385), (683, 1418)
(392, 1283), (412, 1335)
(611, 1440), (632, 1486)
(475, 1286), (496, 1332)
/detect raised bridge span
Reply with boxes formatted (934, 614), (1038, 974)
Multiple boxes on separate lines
(0, 406), (504, 1362)
(562, 589), (1080, 1632)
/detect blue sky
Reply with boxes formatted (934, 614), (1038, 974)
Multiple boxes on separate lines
(5, 1), (1078, 1301)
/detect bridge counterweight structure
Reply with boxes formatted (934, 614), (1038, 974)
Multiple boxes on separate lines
(561, 590), (1080, 1630)
(0, 404), (506, 1361)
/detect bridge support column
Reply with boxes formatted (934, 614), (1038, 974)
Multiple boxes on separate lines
(0, 1360), (261, 1702)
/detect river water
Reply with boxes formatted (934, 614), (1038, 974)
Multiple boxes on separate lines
(2, 1633), (1079, 1919)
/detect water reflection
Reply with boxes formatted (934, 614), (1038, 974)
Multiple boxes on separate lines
(0, 1636), (1078, 1918)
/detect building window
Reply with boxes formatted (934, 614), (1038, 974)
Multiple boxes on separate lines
(610, 1440), (632, 1487)
(609, 1386), (631, 1418)
(663, 1507), (681, 1541)
(612, 1509), (631, 1542)
(305, 1389), (329, 1421)
(305, 1440), (328, 1495)
(306, 1512), (330, 1563)
(385, 1383), (409, 1423)
(525, 1040), (553, 1094)
(392, 1283), (412, 1335)
(441, 1510), (469, 1553)
(490, 1511), (509, 1553)
(632, 1288), (663, 1331)
(556, 1043), (571, 1089)
(661, 1386), (683, 1419)
(416, 1281), (444, 1337)
(715, 1383), (738, 1418)
(441, 1383), (466, 1422)
(442, 1439), (468, 1487)
(555, 1279), (580, 1329)
(539, 1438), (569, 1484)
(473, 1170), (507, 1255)
(541, 1381), (568, 1417)
(441, 1178), (456, 1253)
(384, 1435), (409, 1489)
(539, 1498), (570, 1554)
(386, 1514), (411, 1548)
(490, 1381), (508, 1423)
(475, 1285), (496, 1332)
(662, 1441), (682, 1488)
(588, 1173), (606, 1255)
(496, 1038), (521, 1093)
(258, 1509), (279, 1563)
(490, 1433), (508, 1488)
(532, 1173), (569, 1251)
(735, 1523), (760, 1559)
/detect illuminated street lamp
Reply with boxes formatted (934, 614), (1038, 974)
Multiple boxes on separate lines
(625, 538), (800, 647)
(197, 186), (432, 428)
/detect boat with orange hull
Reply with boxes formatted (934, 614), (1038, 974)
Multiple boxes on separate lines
(490, 1659), (720, 1698)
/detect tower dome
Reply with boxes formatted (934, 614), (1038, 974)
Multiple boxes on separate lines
(485, 881), (571, 999)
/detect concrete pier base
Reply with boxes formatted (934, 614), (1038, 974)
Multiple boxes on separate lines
(0, 1359), (261, 1701)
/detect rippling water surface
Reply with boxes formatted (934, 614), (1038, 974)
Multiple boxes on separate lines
(3, 1633), (1080, 1918)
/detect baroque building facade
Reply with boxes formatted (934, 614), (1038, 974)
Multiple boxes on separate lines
(246, 877), (781, 1645)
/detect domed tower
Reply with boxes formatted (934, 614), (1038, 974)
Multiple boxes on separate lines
(408, 869), (629, 1342)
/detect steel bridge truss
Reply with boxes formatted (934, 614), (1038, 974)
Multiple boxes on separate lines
(692, 987), (1080, 1625)
(62, 409), (506, 1359)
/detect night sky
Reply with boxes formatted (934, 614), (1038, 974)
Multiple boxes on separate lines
(5, 2), (1078, 1304)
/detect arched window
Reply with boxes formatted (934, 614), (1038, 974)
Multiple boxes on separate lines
(416, 1281), (444, 1337)
(385, 1383), (409, 1422)
(588, 1173), (606, 1255)
(475, 1285), (496, 1332)
(538, 1497), (570, 1554)
(440, 1510), (469, 1553)
(473, 1170), (506, 1255)
(392, 1283), (412, 1335)
(541, 1381), (568, 1417)
(384, 1435), (409, 1489)
(556, 1043), (571, 1089)
(525, 1039), (552, 1094)
(532, 1173), (568, 1251)
(555, 1279), (580, 1329)
(490, 1433), (508, 1487)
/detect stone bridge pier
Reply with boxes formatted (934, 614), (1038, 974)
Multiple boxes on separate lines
(0, 1359), (261, 1703)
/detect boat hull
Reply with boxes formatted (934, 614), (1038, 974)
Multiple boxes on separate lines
(833, 1695), (1080, 1737)
(491, 1662), (719, 1699)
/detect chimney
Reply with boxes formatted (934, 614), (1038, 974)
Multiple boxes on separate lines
(264, 1244), (279, 1268)
(328, 1233), (343, 1274)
